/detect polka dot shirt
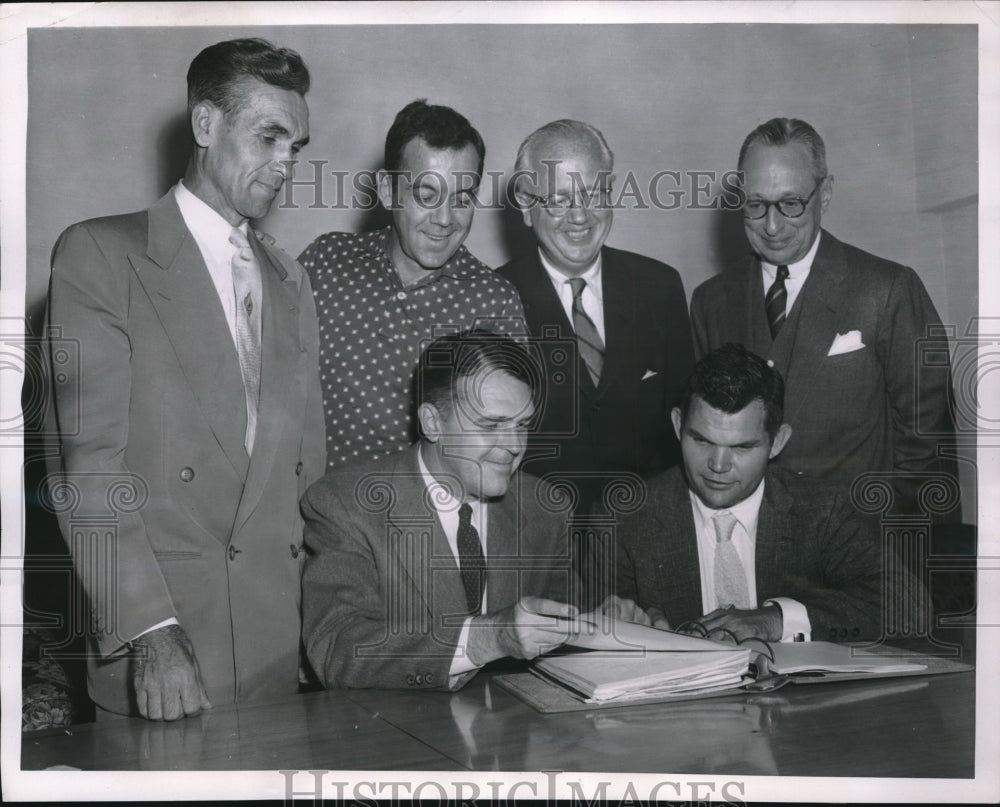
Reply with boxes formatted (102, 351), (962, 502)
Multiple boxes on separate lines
(299, 226), (526, 470)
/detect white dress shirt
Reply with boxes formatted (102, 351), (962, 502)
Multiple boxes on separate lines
(417, 447), (488, 679)
(538, 250), (606, 344)
(174, 180), (251, 350)
(759, 230), (822, 317)
(689, 481), (811, 642)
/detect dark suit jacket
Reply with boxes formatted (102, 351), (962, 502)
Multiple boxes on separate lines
(300, 446), (574, 690)
(614, 467), (911, 641)
(47, 190), (327, 714)
(689, 230), (957, 516)
(498, 246), (694, 510)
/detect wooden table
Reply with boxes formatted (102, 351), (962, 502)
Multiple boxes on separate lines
(21, 660), (975, 777)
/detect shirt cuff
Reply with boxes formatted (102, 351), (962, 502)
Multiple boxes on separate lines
(448, 616), (482, 683)
(763, 598), (811, 642)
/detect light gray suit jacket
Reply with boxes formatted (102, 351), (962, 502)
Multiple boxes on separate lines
(300, 446), (575, 690)
(47, 189), (326, 714)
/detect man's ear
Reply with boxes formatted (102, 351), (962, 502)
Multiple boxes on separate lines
(769, 423), (793, 459)
(417, 402), (443, 443)
(670, 407), (683, 442)
(190, 101), (219, 149)
(514, 191), (536, 228)
(376, 169), (395, 212)
(819, 174), (834, 213)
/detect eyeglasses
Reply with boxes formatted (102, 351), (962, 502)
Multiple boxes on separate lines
(518, 186), (614, 218)
(742, 177), (825, 220)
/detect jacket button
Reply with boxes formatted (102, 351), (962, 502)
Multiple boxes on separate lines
(290, 544), (300, 559)
(425, 672), (434, 684)
(295, 462), (303, 476)
(179, 467), (195, 482)
(406, 675), (415, 686)
(228, 545), (242, 561)
(414, 674), (424, 685)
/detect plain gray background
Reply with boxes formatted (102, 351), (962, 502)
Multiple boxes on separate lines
(25, 23), (978, 515)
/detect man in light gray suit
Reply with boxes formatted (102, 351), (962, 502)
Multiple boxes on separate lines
(301, 331), (580, 690)
(607, 344), (918, 643)
(47, 39), (326, 719)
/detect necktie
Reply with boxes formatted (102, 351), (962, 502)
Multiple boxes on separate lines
(568, 277), (604, 387)
(712, 511), (751, 610)
(457, 503), (485, 614)
(765, 264), (790, 340)
(229, 227), (262, 454)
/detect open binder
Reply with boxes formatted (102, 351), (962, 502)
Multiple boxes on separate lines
(497, 619), (974, 713)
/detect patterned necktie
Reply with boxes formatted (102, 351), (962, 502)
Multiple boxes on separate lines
(568, 277), (604, 387)
(712, 511), (751, 610)
(457, 503), (485, 614)
(765, 264), (790, 340)
(229, 227), (262, 454)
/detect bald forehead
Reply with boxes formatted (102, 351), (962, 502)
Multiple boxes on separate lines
(528, 130), (611, 170)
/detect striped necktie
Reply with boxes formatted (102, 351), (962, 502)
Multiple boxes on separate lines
(765, 264), (790, 339)
(229, 227), (262, 454)
(568, 277), (604, 387)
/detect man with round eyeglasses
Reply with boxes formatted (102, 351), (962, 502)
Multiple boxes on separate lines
(499, 119), (694, 606)
(690, 117), (957, 518)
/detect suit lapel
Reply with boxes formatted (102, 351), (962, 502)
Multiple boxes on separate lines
(484, 483), (519, 607)
(384, 449), (469, 623)
(755, 470), (796, 596)
(596, 247), (628, 399)
(654, 471), (704, 621)
(780, 231), (853, 424)
(231, 237), (300, 534)
(128, 192), (249, 480)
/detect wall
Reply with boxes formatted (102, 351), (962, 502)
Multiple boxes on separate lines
(25, 23), (978, 515)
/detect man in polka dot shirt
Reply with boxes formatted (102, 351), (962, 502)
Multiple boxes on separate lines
(299, 100), (525, 469)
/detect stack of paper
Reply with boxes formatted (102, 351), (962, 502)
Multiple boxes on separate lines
(532, 619), (753, 703)
(763, 642), (927, 675)
(534, 647), (753, 703)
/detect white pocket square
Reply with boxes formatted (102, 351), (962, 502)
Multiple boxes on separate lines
(827, 330), (865, 356)
(641, 369), (658, 381)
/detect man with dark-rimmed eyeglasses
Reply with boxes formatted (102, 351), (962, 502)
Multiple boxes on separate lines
(498, 119), (694, 607)
(690, 117), (957, 518)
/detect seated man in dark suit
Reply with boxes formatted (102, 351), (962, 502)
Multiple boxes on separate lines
(301, 331), (581, 690)
(609, 343), (919, 642)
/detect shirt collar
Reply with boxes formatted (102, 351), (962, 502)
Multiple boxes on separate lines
(538, 248), (604, 301)
(417, 443), (480, 516)
(690, 476), (766, 538)
(174, 180), (248, 252)
(374, 225), (478, 284)
(761, 230), (821, 280)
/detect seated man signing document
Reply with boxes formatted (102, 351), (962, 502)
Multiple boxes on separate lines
(301, 331), (580, 690)
(608, 343), (920, 643)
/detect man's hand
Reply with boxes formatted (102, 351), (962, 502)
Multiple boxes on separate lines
(599, 595), (671, 629)
(678, 604), (782, 643)
(467, 596), (579, 666)
(131, 624), (212, 720)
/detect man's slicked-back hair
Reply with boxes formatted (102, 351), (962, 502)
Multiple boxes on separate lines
(417, 330), (540, 421)
(679, 343), (786, 440)
(384, 99), (486, 177)
(187, 38), (310, 118)
(737, 117), (828, 181)
(513, 119), (614, 193)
